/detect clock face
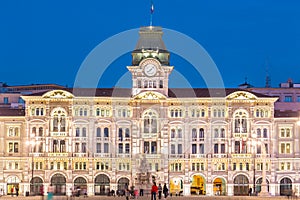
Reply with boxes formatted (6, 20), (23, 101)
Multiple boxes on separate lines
(144, 63), (157, 77)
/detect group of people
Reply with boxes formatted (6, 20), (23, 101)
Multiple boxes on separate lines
(151, 182), (168, 200)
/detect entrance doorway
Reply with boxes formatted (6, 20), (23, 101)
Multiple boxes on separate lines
(190, 175), (206, 195)
(30, 177), (43, 195)
(7, 176), (20, 196)
(74, 177), (87, 195)
(280, 177), (292, 196)
(51, 174), (66, 195)
(213, 178), (226, 196)
(233, 174), (249, 196)
(94, 174), (110, 195)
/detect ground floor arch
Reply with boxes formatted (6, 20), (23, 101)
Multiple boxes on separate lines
(170, 177), (183, 196)
(74, 177), (87, 195)
(117, 177), (129, 190)
(7, 176), (20, 195)
(280, 177), (292, 196)
(233, 174), (249, 196)
(190, 175), (206, 195)
(50, 173), (66, 195)
(255, 177), (269, 193)
(95, 174), (110, 195)
(213, 177), (226, 196)
(30, 177), (43, 195)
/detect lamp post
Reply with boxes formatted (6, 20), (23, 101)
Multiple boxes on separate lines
(251, 134), (270, 196)
(26, 139), (36, 195)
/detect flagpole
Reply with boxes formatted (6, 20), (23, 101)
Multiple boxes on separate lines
(150, 1), (154, 26)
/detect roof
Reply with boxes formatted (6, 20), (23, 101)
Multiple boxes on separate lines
(135, 26), (167, 51)
(24, 88), (272, 98)
(0, 107), (25, 116)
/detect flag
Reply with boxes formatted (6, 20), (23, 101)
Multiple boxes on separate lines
(150, 1), (154, 14)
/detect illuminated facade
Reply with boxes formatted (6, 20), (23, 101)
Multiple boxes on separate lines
(0, 26), (300, 197)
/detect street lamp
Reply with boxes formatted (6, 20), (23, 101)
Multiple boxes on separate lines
(26, 139), (36, 195)
(251, 134), (270, 197)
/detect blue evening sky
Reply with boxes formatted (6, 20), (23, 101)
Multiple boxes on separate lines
(0, 0), (300, 88)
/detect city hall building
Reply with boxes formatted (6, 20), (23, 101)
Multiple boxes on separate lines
(0, 26), (300, 197)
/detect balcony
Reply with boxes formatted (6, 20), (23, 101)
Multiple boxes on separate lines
(48, 152), (68, 157)
(74, 137), (88, 141)
(50, 132), (67, 137)
(231, 153), (252, 158)
(233, 133), (248, 138)
(29, 152), (44, 157)
(190, 154), (206, 158)
(213, 154), (227, 158)
(116, 153), (131, 158)
(73, 153), (88, 157)
(94, 153), (110, 157)
(145, 154), (161, 159)
(169, 154), (184, 158)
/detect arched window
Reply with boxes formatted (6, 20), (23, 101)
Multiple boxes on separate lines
(178, 129), (182, 138)
(143, 110), (158, 134)
(234, 110), (248, 133)
(257, 128), (261, 138)
(51, 108), (67, 132)
(199, 128), (204, 139)
(82, 128), (87, 137)
(32, 127), (36, 134)
(76, 128), (80, 137)
(96, 128), (101, 137)
(39, 127), (43, 136)
(171, 129), (175, 138)
(192, 128), (197, 140)
(104, 127), (109, 137)
(263, 128), (268, 138)
(125, 128), (130, 138)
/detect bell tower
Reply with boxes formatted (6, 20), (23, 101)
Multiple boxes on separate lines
(127, 26), (173, 96)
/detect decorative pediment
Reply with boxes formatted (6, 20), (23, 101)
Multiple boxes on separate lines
(42, 90), (74, 99)
(134, 91), (166, 100)
(226, 91), (257, 100)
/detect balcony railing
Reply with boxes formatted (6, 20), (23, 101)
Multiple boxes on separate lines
(169, 154), (184, 158)
(48, 152), (68, 157)
(190, 154), (206, 158)
(213, 154), (227, 158)
(73, 153), (88, 157)
(231, 153), (252, 158)
(116, 153), (131, 158)
(94, 153), (110, 157)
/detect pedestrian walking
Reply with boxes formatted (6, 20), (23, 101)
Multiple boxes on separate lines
(163, 183), (168, 198)
(139, 182), (144, 196)
(151, 182), (158, 200)
(158, 183), (162, 199)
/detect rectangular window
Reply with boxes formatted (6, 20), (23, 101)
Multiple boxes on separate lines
(125, 144), (130, 154)
(284, 96), (293, 102)
(82, 143), (86, 153)
(199, 144), (204, 154)
(104, 143), (109, 153)
(221, 144), (225, 153)
(297, 96), (300, 102)
(192, 144), (197, 154)
(233, 163), (236, 170)
(64, 162), (67, 170)
(171, 144), (175, 154)
(118, 143), (123, 154)
(214, 144), (218, 154)
(96, 143), (101, 153)
(178, 144), (182, 154)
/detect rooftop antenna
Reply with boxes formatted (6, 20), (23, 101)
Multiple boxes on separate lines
(150, 0), (154, 26)
(265, 58), (271, 88)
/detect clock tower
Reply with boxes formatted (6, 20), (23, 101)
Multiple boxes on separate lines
(127, 26), (173, 96)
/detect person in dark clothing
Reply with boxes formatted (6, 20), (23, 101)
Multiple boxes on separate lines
(158, 184), (162, 199)
(163, 183), (168, 198)
(16, 187), (19, 197)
